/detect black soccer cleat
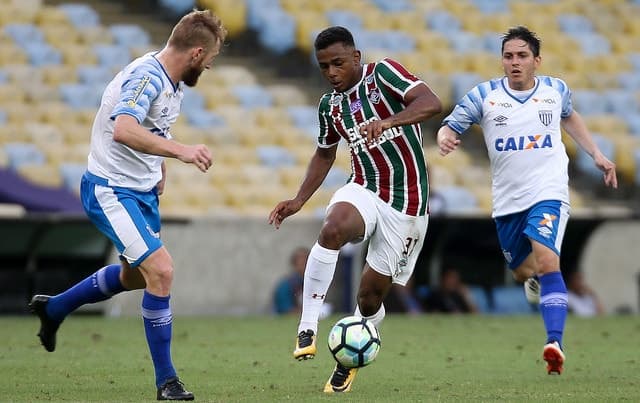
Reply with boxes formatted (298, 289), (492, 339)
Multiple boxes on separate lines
(157, 377), (194, 401)
(28, 295), (61, 352)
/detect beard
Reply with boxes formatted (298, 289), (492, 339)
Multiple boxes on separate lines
(182, 66), (203, 87)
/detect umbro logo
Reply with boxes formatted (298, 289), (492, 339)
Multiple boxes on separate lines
(494, 115), (508, 126)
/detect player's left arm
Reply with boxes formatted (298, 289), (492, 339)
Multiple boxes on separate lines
(561, 111), (617, 188)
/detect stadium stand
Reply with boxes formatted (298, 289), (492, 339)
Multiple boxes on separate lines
(0, 0), (638, 219)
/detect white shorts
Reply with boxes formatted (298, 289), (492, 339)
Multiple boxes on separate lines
(328, 183), (428, 286)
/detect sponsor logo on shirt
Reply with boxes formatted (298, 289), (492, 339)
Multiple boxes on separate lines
(350, 99), (362, 113)
(489, 101), (512, 108)
(127, 76), (151, 107)
(533, 97), (556, 104)
(494, 134), (552, 151)
(494, 115), (508, 126)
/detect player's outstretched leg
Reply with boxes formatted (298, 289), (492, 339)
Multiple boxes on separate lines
(524, 276), (540, 304)
(157, 377), (194, 401)
(293, 329), (317, 360)
(28, 295), (61, 352)
(543, 341), (565, 375)
(324, 363), (358, 393)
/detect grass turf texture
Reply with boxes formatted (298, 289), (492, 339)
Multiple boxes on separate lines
(1, 314), (638, 402)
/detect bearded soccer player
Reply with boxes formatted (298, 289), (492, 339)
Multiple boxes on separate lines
(269, 26), (442, 392)
(437, 26), (617, 375)
(28, 10), (227, 400)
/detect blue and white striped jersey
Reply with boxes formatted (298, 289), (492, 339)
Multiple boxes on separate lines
(88, 52), (183, 192)
(443, 76), (573, 217)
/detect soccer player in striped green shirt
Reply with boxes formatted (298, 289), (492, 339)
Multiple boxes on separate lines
(269, 26), (442, 393)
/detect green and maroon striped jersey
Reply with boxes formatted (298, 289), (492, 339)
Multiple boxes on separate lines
(317, 58), (429, 216)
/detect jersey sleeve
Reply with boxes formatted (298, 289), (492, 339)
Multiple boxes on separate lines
(317, 95), (341, 147)
(111, 65), (164, 123)
(541, 76), (573, 118)
(375, 58), (423, 101)
(442, 82), (489, 135)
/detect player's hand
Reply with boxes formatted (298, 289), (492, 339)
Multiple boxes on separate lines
(359, 119), (390, 147)
(436, 126), (461, 156)
(593, 151), (618, 188)
(269, 199), (303, 229)
(179, 144), (212, 172)
(156, 178), (166, 195)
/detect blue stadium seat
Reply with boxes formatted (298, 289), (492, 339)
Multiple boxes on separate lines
(569, 33), (611, 56)
(184, 109), (226, 128)
(618, 72), (640, 91)
(59, 163), (86, 193)
(471, 0), (509, 14)
(58, 3), (100, 28)
(246, 0), (281, 31)
(425, 11), (461, 35)
(370, 0), (413, 12)
(576, 134), (615, 180)
(325, 10), (363, 30)
(629, 53), (640, 71)
(321, 167), (349, 189)
(23, 43), (63, 67)
(231, 85), (273, 109)
(286, 105), (317, 137)
(491, 286), (535, 314)
(3, 24), (44, 47)
(256, 145), (296, 167)
(605, 89), (639, 117)
(450, 72), (482, 101)
(158, 0), (195, 17)
(181, 87), (206, 111)
(59, 83), (102, 109)
(572, 90), (608, 116)
(76, 65), (113, 85)
(4, 143), (46, 169)
(557, 14), (594, 34)
(448, 32), (482, 54)
(437, 186), (478, 213)
(255, 9), (296, 55)
(483, 32), (503, 54)
(624, 113), (640, 136)
(93, 44), (131, 69)
(109, 24), (151, 48)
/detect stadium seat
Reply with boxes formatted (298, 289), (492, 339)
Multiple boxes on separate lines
(321, 167), (349, 189)
(4, 143), (46, 169)
(448, 31), (482, 54)
(325, 10), (363, 30)
(605, 89), (639, 117)
(370, 0), (413, 12)
(624, 113), (640, 136)
(23, 42), (62, 67)
(450, 72), (483, 101)
(231, 85), (273, 109)
(57, 3), (100, 28)
(557, 14), (594, 34)
(437, 186), (479, 214)
(572, 90), (609, 116)
(184, 109), (226, 129)
(470, 0), (509, 15)
(3, 23), (44, 47)
(576, 134), (615, 180)
(59, 163), (86, 194)
(256, 145), (296, 167)
(254, 9), (296, 55)
(17, 163), (63, 188)
(158, 0), (195, 17)
(109, 24), (151, 48)
(93, 44), (131, 69)
(635, 148), (640, 185)
(76, 65), (113, 85)
(59, 83), (102, 109)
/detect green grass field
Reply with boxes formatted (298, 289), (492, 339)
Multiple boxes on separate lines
(1, 314), (638, 402)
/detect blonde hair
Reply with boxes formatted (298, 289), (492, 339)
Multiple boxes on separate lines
(168, 9), (227, 51)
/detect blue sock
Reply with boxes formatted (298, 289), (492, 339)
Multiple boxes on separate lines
(142, 291), (176, 387)
(539, 271), (568, 348)
(46, 264), (126, 322)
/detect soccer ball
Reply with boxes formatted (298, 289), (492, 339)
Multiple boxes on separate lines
(327, 316), (381, 368)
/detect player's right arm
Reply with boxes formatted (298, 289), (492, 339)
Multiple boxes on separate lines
(268, 145), (337, 229)
(113, 115), (212, 172)
(437, 82), (487, 156)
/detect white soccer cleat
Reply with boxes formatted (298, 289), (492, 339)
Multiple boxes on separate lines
(524, 277), (540, 304)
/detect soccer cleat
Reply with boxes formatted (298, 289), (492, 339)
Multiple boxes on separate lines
(293, 329), (316, 360)
(543, 341), (565, 375)
(524, 277), (540, 304)
(324, 363), (358, 393)
(157, 377), (194, 401)
(28, 295), (61, 352)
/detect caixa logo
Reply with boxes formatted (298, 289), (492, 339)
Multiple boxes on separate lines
(495, 134), (552, 151)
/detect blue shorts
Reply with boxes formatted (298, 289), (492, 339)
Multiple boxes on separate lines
(80, 172), (163, 267)
(494, 200), (570, 270)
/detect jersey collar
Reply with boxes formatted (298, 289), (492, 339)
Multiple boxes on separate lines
(501, 76), (539, 104)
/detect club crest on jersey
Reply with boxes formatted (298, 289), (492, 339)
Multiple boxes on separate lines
(539, 110), (553, 126)
(330, 94), (343, 105)
(495, 134), (553, 151)
(365, 74), (374, 84)
(350, 99), (362, 113)
(368, 88), (381, 104)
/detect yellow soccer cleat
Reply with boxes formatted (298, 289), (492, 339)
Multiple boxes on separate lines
(293, 329), (316, 360)
(323, 364), (358, 393)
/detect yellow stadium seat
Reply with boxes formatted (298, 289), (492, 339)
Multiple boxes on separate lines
(289, 10), (329, 53)
(41, 65), (77, 86)
(561, 131), (577, 159)
(584, 115), (628, 136)
(35, 5), (70, 26)
(0, 44), (28, 65)
(265, 84), (309, 107)
(214, 145), (259, 165)
(23, 123), (64, 147)
(612, 136), (639, 184)
(60, 44), (98, 66)
(412, 31), (450, 53)
(199, 0), (246, 37)
(77, 26), (114, 45)
(213, 105), (257, 129)
(17, 163), (64, 188)
(253, 106), (292, 129)
(40, 24), (82, 47)
(36, 102), (80, 126)
(3, 103), (32, 125)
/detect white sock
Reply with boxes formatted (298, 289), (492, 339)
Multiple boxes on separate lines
(354, 303), (386, 328)
(298, 242), (339, 334)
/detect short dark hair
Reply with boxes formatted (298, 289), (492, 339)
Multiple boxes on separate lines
(501, 25), (541, 57)
(314, 26), (355, 51)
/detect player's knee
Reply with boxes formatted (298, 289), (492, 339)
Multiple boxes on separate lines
(357, 290), (384, 316)
(534, 253), (560, 274)
(318, 221), (350, 248)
